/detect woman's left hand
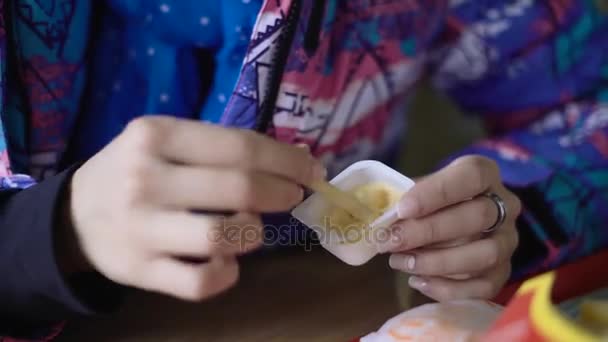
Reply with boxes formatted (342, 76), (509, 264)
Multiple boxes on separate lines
(375, 155), (521, 302)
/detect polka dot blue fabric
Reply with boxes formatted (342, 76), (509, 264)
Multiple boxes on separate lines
(71, 0), (263, 161)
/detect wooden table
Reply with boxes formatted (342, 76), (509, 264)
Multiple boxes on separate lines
(59, 247), (405, 342)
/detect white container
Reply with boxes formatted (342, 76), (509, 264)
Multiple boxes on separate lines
(291, 160), (415, 266)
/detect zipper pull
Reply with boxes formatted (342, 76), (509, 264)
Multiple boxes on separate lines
(304, 0), (327, 56)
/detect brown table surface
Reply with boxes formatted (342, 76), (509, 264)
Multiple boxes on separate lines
(59, 247), (404, 342)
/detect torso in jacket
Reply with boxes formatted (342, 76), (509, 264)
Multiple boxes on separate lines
(1, 0), (608, 279)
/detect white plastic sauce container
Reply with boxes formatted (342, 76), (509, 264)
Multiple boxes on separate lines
(291, 160), (415, 266)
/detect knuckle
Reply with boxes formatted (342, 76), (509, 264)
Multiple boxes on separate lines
(436, 178), (451, 204)
(404, 192), (424, 216)
(424, 255), (445, 275)
(389, 224), (409, 250)
(421, 218), (441, 246)
(471, 165), (489, 194)
(298, 161), (314, 186)
(457, 155), (484, 168)
(295, 149), (318, 185)
(232, 131), (258, 167)
(125, 117), (166, 152)
(485, 239), (500, 267)
(233, 172), (258, 209)
(468, 155), (497, 173)
(123, 162), (153, 205)
(463, 156), (496, 193)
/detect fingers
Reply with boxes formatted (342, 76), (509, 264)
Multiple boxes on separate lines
(397, 156), (500, 219)
(141, 212), (264, 257)
(378, 183), (521, 253)
(388, 227), (517, 276)
(389, 221), (517, 301)
(378, 155), (521, 302)
(406, 263), (511, 302)
(376, 195), (499, 252)
(124, 117), (324, 186)
(154, 164), (304, 212)
(144, 256), (239, 301)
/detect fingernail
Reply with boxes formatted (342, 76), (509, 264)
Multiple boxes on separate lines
(313, 163), (327, 181)
(388, 255), (401, 270)
(408, 276), (427, 290)
(406, 255), (416, 270)
(389, 254), (416, 271)
(398, 197), (418, 219)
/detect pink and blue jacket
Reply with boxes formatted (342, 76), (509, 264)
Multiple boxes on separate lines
(0, 0), (607, 340)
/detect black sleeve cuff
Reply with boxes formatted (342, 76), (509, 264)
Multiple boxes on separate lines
(0, 165), (123, 328)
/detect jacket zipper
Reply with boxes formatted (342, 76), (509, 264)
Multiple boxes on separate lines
(304, 0), (326, 55)
(255, 0), (303, 132)
(255, 0), (327, 133)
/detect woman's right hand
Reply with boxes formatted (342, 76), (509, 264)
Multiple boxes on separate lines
(65, 116), (324, 301)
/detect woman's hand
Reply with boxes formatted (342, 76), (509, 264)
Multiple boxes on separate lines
(66, 116), (324, 301)
(375, 156), (521, 302)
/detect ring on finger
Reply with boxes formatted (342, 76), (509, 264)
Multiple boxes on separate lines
(480, 192), (507, 233)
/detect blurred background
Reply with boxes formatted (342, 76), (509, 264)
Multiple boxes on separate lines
(394, 83), (486, 308)
(398, 83), (485, 177)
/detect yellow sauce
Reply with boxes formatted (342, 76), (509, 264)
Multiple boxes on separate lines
(323, 182), (401, 235)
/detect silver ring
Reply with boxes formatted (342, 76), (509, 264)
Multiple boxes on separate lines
(481, 192), (507, 233)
